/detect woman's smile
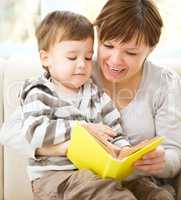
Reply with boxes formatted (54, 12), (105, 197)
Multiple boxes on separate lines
(105, 62), (129, 79)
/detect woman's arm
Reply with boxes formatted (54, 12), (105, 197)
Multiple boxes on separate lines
(135, 69), (181, 178)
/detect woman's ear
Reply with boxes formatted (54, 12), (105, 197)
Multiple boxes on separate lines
(149, 46), (156, 54)
(39, 50), (49, 69)
(146, 45), (156, 58)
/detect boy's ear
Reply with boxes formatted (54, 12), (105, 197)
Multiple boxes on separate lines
(39, 50), (49, 68)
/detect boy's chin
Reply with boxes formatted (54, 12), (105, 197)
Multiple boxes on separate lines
(71, 81), (87, 89)
(67, 82), (85, 91)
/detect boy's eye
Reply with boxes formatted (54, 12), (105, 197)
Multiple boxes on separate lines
(85, 56), (92, 61)
(67, 57), (77, 60)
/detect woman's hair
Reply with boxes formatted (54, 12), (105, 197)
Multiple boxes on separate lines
(36, 10), (94, 51)
(94, 0), (163, 47)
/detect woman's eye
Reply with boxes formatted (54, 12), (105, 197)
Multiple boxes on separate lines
(67, 57), (77, 60)
(126, 52), (137, 56)
(103, 43), (114, 49)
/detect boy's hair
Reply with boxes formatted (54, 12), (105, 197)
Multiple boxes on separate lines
(35, 10), (94, 51)
(94, 0), (163, 47)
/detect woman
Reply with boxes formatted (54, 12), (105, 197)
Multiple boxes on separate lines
(92, 0), (181, 199)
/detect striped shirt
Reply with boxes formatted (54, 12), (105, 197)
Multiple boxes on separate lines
(20, 72), (129, 180)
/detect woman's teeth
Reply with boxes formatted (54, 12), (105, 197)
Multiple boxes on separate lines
(111, 67), (126, 72)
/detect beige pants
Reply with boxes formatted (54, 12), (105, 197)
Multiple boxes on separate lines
(32, 169), (136, 200)
(32, 169), (175, 200)
(123, 176), (175, 200)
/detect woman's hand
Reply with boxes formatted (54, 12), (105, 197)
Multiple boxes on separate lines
(134, 146), (166, 175)
(82, 122), (117, 142)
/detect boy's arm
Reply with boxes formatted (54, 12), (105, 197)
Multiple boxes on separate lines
(35, 140), (70, 157)
(21, 87), (77, 158)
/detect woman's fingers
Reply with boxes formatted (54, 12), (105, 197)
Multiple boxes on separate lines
(135, 155), (165, 165)
(142, 146), (165, 159)
(134, 162), (165, 174)
(134, 146), (165, 175)
(134, 160), (165, 172)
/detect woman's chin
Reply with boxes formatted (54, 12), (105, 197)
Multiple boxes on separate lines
(103, 71), (128, 83)
(101, 65), (128, 82)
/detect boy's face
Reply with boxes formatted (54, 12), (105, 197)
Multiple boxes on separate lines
(42, 37), (93, 92)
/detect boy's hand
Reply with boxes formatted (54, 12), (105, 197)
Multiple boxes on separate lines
(118, 146), (132, 159)
(36, 140), (70, 157)
(52, 140), (70, 156)
(61, 140), (70, 156)
(82, 122), (117, 142)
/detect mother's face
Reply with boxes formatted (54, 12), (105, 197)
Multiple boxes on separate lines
(97, 37), (153, 83)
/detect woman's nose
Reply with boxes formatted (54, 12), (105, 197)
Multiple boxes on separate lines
(110, 50), (124, 66)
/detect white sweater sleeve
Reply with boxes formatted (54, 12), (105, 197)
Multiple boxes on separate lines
(153, 68), (181, 178)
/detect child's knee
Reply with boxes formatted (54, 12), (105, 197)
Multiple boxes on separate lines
(74, 169), (97, 181)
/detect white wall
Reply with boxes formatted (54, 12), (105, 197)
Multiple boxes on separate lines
(41, 0), (84, 18)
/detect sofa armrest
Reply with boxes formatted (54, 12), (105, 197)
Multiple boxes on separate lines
(0, 59), (5, 200)
(0, 144), (3, 200)
(3, 56), (42, 200)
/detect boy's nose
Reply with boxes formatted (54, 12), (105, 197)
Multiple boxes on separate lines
(77, 59), (85, 69)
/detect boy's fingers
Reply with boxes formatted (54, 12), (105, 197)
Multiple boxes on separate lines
(104, 134), (113, 141)
(85, 123), (116, 138)
(100, 125), (117, 137)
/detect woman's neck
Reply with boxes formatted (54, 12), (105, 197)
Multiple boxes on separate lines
(101, 69), (143, 109)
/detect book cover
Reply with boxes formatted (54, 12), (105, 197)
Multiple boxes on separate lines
(67, 123), (165, 180)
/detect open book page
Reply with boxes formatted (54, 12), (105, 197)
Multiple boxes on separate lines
(82, 124), (162, 160)
(81, 124), (119, 158)
(118, 140), (150, 159)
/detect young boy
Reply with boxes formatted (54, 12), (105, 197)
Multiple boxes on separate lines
(20, 11), (137, 200)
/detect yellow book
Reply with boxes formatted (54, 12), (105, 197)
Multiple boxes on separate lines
(67, 123), (165, 180)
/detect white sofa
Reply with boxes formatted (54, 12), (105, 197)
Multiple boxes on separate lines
(0, 56), (42, 200)
(0, 60), (4, 200)
(0, 56), (181, 200)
